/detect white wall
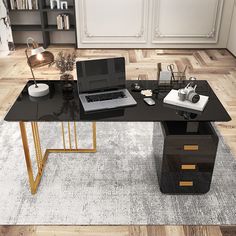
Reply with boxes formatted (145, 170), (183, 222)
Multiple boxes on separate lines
(76, 0), (235, 48)
(0, 0), (13, 54)
(227, 1), (236, 56)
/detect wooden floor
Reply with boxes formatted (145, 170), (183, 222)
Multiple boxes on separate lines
(0, 47), (236, 236)
(1, 225), (236, 236)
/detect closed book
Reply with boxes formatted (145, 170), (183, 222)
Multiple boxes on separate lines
(28, 0), (32, 10)
(57, 15), (63, 30)
(65, 15), (70, 30)
(10, 0), (15, 10)
(63, 14), (67, 30)
(35, 0), (38, 9)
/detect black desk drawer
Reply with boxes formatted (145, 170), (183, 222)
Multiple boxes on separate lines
(161, 122), (219, 156)
(163, 154), (216, 172)
(163, 136), (217, 155)
(160, 172), (213, 194)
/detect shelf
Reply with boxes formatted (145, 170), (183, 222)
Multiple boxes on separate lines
(42, 6), (74, 13)
(11, 25), (42, 31)
(8, 0), (77, 48)
(43, 25), (75, 32)
(9, 9), (39, 12)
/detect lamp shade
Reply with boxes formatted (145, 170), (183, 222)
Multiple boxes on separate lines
(31, 46), (45, 56)
(28, 51), (54, 68)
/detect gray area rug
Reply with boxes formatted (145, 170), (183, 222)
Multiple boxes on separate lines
(0, 121), (236, 225)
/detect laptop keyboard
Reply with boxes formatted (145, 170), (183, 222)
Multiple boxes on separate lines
(86, 91), (126, 103)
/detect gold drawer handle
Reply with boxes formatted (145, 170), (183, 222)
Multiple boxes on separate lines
(184, 145), (199, 151)
(181, 164), (196, 170)
(179, 181), (193, 187)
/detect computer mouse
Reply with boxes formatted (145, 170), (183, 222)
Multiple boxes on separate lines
(144, 98), (155, 106)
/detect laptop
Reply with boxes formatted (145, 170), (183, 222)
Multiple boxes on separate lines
(76, 57), (137, 112)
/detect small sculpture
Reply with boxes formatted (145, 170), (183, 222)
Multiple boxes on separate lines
(60, 1), (68, 9)
(50, 0), (60, 10)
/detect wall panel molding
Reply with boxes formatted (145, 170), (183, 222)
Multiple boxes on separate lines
(152, 0), (224, 44)
(79, 0), (148, 44)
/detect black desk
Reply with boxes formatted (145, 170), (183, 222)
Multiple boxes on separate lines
(5, 80), (230, 122)
(4, 80), (231, 194)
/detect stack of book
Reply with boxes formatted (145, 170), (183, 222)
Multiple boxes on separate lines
(57, 14), (70, 30)
(10, 0), (39, 10)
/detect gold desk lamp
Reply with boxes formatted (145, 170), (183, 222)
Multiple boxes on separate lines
(25, 37), (54, 97)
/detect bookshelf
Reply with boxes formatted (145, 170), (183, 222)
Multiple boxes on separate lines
(8, 0), (77, 48)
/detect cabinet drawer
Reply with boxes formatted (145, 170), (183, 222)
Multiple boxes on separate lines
(161, 121), (219, 155)
(160, 172), (213, 194)
(164, 137), (217, 155)
(163, 154), (216, 172)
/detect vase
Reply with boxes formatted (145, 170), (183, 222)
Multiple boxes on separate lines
(60, 72), (74, 93)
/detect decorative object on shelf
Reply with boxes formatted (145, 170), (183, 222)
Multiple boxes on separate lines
(60, 1), (68, 9)
(56, 13), (70, 30)
(50, 0), (60, 10)
(25, 37), (54, 97)
(53, 50), (77, 92)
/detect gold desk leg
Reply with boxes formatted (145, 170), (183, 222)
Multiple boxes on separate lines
(20, 121), (97, 194)
(56, 122), (97, 153)
(19, 122), (49, 194)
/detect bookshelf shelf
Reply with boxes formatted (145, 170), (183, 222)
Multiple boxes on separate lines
(44, 25), (75, 32)
(9, 9), (39, 12)
(8, 0), (77, 48)
(11, 25), (42, 31)
(42, 6), (74, 12)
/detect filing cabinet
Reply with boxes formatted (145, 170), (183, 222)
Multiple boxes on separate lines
(153, 121), (219, 194)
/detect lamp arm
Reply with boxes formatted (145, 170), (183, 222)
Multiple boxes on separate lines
(25, 48), (38, 88)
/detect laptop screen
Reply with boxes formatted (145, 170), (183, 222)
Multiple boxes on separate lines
(76, 57), (126, 93)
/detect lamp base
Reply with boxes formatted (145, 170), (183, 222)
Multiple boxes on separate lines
(28, 83), (49, 97)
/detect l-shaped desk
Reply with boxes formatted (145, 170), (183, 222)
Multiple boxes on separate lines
(5, 80), (231, 194)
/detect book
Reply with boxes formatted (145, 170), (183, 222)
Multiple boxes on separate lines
(63, 14), (70, 30)
(35, 0), (38, 10)
(28, 0), (32, 10)
(57, 14), (70, 30)
(163, 89), (209, 112)
(10, 0), (15, 10)
(57, 14), (63, 30)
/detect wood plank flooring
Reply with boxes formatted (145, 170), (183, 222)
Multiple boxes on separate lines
(0, 47), (236, 236)
(1, 225), (234, 236)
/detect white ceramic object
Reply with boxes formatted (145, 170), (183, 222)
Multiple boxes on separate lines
(28, 83), (49, 97)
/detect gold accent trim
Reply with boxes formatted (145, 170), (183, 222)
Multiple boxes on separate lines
(74, 122), (78, 149)
(19, 121), (97, 194)
(179, 181), (193, 187)
(61, 122), (66, 150)
(184, 145), (199, 151)
(68, 122), (72, 149)
(181, 164), (196, 170)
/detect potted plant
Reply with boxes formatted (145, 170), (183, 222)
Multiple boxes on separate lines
(54, 50), (77, 91)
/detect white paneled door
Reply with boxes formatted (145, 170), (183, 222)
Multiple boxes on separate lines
(76, 0), (234, 48)
(77, 0), (149, 44)
(152, 0), (224, 44)
(227, 1), (236, 56)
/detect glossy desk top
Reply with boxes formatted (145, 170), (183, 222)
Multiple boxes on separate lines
(4, 80), (231, 122)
